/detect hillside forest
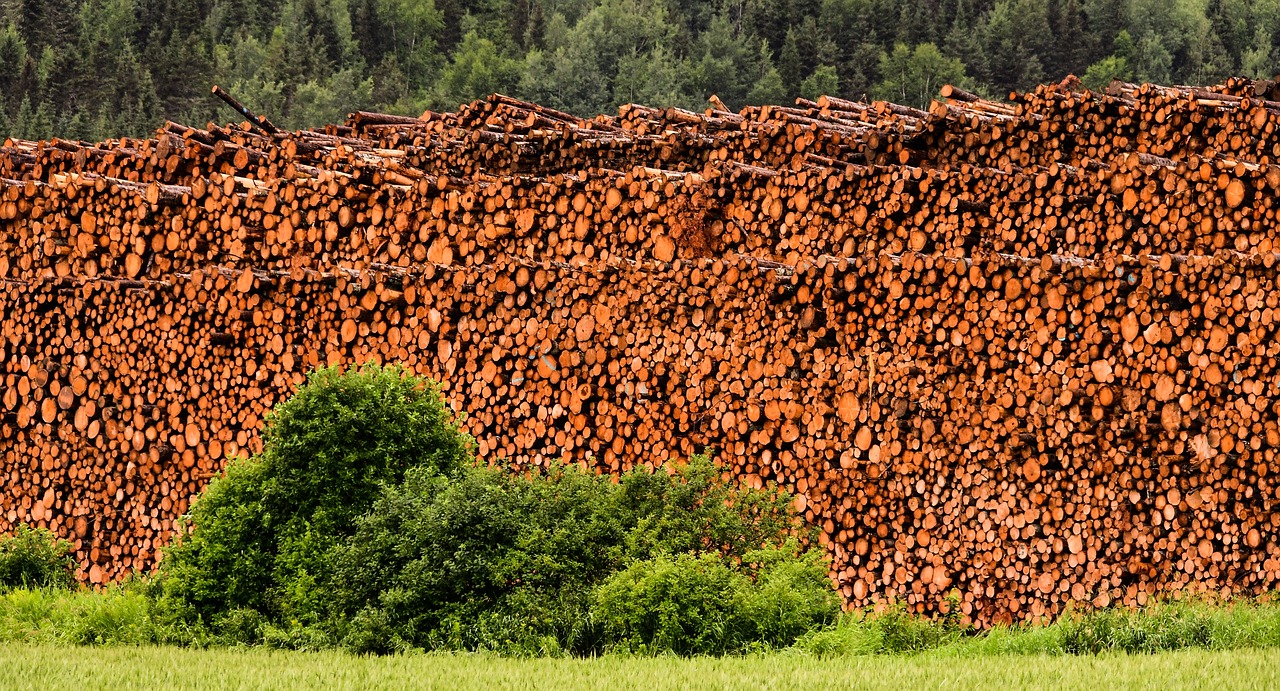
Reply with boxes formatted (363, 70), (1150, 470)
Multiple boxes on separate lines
(0, 0), (1277, 141)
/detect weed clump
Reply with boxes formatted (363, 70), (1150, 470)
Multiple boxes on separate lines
(0, 525), (75, 591)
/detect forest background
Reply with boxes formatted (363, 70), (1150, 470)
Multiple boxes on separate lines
(0, 0), (1275, 141)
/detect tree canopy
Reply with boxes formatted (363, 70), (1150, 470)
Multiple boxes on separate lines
(0, 0), (1275, 140)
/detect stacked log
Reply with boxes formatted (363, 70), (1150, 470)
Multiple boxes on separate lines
(3, 78), (1280, 626)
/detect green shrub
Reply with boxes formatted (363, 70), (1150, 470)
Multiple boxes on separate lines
(593, 544), (840, 655)
(322, 455), (809, 654)
(0, 525), (75, 591)
(151, 361), (829, 655)
(1057, 602), (1231, 654)
(612, 453), (796, 561)
(154, 363), (474, 626)
(734, 545), (843, 647)
(0, 587), (164, 645)
(324, 463), (615, 654)
(793, 605), (965, 657)
(874, 607), (961, 653)
(593, 552), (746, 655)
(209, 608), (266, 646)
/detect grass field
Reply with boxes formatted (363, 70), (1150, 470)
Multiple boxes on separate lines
(1, 644), (1279, 690)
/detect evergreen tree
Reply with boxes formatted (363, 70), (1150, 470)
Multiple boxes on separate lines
(433, 30), (523, 108)
(747, 62), (786, 104)
(0, 22), (27, 110)
(4, 0), (1280, 141)
(777, 27), (802, 95)
(982, 0), (1045, 90)
(1049, 0), (1093, 76)
(1082, 0), (1128, 57)
(943, 0), (987, 81)
(614, 44), (691, 107)
(873, 42), (970, 107)
(742, 0), (789, 53)
(799, 64), (839, 100)
(1241, 24), (1279, 77)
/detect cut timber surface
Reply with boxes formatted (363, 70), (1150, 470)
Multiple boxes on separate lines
(4, 77), (1280, 627)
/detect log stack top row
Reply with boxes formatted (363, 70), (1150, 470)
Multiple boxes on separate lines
(5, 77), (1280, 282)
(4, 77), (1280, 625)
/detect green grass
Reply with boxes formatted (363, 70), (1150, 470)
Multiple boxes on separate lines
(0, 587), (166, 646)
(5, 589), (1280, 689)
(9, 587), (1280, 656)
(6, 588), (1280, 690)
(1, 643), (1279, 690)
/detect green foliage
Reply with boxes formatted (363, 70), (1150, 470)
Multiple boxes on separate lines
(0, 526), (75, 592)
(0, 23), (26, 95)
(0, 587), (161, 645)
(373, 0), (446, 88)
(433, 30), (524, 109)
(978, 0), (1050, 90)
(519, 0), (689, 114)
(1082, 55), (1132, 90)
(873, 43), (971, 108)
(1048, 601), (1280, 655)
(153, 362), (812, 656)
(4, 0), (1280, 138)
(796, 597), (1280, 658)
(593, 545), (839, 655)
(794, 605), (965, 656)
(326, 462), (617, 653)
(258, 362), (472, 529)
(593, 552), (746, 655)
(800, 65), (840, 101)
(155, 363), (472, 626)
(288, 69), (376, 130)
(322, 454), (805, 654)
(8, 581), (1280, 662)
(686, 18), (779, 108)
(736, 546), (845, 646)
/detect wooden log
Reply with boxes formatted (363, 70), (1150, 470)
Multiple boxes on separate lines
(2, 77), (1280, 629)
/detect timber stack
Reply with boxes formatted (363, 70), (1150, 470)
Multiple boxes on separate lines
(3, 77), (1280, 626)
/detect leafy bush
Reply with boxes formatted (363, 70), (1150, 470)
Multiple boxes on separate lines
(322, 455), (808, 655)
(0, 525), (75, 591)
(734, 546), (843, 647)
(593, 552), (745, 655)
(151, 361), (830, 655)
(155, 363), (473, 626)
(326, 463), (622, 653)
(593, 546), (839, 655)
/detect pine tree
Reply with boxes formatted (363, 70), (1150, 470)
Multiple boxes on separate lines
(1049, 0), (1094, 76)
(0, 21), (27, 110)
(777, 27), (802, 96)
(943, 0), (987, 83)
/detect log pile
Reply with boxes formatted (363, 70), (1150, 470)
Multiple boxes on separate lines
(4, 78), (1280, 626)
